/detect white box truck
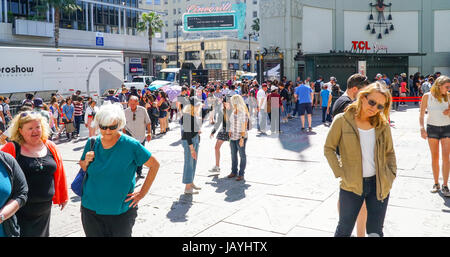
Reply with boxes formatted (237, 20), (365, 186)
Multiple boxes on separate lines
(0, 46), (124, 112)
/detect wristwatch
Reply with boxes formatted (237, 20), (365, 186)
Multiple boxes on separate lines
(0, 213), (5, 223)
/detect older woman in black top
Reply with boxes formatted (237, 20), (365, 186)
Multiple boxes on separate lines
(181, 97), (203, 194)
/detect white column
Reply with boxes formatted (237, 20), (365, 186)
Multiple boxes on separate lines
(85, 2), (88, 31)
(123, 8), (127, 35)
(51, 7), (55, 24)
(118, 8), (121, 34)
(90, 3), (94, 32)
(46, 4), (50, 22)
(0, 0), (3, 23)
(4, 0), (8, 23)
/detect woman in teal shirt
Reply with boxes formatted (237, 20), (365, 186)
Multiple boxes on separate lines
(79, 103), (160, 237)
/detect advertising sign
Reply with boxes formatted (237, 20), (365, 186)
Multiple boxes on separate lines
(96, 32), (104, 47)
(183, 2), (246, 39)
(358, 61), (367, 76)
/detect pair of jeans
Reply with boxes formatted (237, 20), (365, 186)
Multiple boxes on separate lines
(181, 134), (200, 184)
(258, 110), (267, 132)
(74, 115), (83, 135)
(292, 102), (299, 117)
(335, 176), (390, 237)
(81, 205), (137, 237)
(281, 100), (287, 119)
(230, 138), (247, 177)
(321, 107), (332, 122)
(392, 91), (400, 110)
(135, 141), (146, 176)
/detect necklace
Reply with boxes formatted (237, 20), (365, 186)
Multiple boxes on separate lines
(34, 157), (44, 171)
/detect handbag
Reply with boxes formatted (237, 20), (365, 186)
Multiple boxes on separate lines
(71, 137), (95, 197)
(65, 122), (75, 133)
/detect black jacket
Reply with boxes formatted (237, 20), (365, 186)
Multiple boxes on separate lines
(0, 151), (28, 237)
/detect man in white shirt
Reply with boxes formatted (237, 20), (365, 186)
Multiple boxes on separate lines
(123, 96), (152, 179)
(257, 83), (268, 133)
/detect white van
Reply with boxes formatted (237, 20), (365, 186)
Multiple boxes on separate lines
(149, 68), (181, 91)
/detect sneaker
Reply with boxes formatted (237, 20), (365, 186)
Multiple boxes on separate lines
(431, 184), (440, 193)
(184, 188), (199, 195)
(442, 185), (450, 197)
(209, 166), (220, 173)
(308, 127), (312, 132)
(192, 184), (202, 190)
(301, 127), (305, 132)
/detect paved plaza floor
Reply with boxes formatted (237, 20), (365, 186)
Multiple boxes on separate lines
(48, 104), (450, 237)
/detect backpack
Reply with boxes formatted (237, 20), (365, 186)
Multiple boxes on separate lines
(1, 103), (10, 123)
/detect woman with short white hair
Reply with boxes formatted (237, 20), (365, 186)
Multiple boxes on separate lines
(78, 103), (160, 237)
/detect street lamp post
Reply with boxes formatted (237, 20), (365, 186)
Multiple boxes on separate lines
(248, 31), (258, 72)
(175, 20), (182, 69)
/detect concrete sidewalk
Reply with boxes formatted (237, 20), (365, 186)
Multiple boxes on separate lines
(49, 104), (450, 237)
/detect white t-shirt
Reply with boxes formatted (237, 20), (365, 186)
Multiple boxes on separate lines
(426, 92), (450, 127)
(257, 89), (267, 110)
(358, 128), (376, 178)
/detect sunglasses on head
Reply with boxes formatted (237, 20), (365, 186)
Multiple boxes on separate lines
(99, 124), (119, 130)
(365, 96), (385, 111)
(20, 111), (36, 118)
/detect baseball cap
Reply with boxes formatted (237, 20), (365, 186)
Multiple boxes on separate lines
(271, 86), (278, 91)
(330, 77), (337, 82)
(33, 98), (44, 107)
(262, 83), (268, 87)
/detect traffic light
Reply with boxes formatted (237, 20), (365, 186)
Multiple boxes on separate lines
(200, 42), (205, 50)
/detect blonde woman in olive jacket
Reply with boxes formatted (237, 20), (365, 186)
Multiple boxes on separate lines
(324, 82), (397, 237)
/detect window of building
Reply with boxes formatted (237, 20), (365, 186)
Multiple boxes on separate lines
(205, 50), (221, 60)
(185, 51), (200, 60)
(253, 0), (257, 4)
(173, 9), (176, 15)
(243, 50), (251, 60)
(206, 63), (222, 70)
(253, 11), (257, 18)
(230, 49), (240, 60)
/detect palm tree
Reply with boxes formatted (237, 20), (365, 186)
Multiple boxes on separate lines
(40, 0), (80, 48)
(137, 12), (164, 76)
(251, 18), (260, 33)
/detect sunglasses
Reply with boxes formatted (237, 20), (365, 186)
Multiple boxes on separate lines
(99, 124), (119, 130)
(20, 111), (36, 118)
(133, 113), (136, 121)
(365, 96), (385, 111)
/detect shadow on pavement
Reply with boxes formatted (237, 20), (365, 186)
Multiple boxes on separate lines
(437, 192), (450, 211)
(206, 176), (251, 203)
(170, 139), (182, 147)
(166, 194), (193, 223)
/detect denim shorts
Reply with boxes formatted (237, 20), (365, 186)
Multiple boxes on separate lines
(427, 124), (450, 140)
(159, 111), (167, 118)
